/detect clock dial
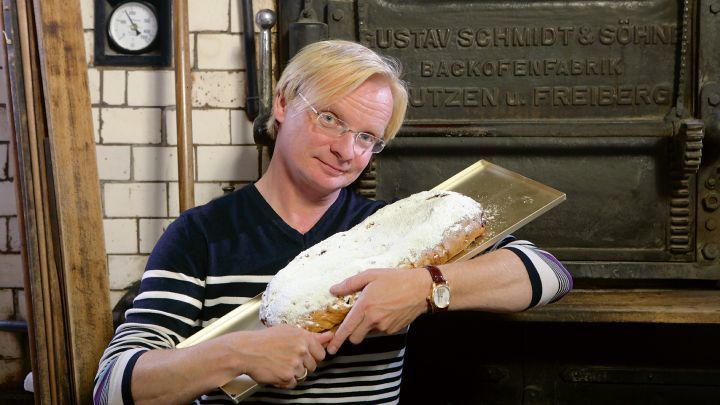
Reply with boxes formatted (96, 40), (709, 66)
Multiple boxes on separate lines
(107, 2), (159, 53)
(433, 284), (451, 308)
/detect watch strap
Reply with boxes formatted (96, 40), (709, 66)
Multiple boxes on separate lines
(424, 265), (447, 284)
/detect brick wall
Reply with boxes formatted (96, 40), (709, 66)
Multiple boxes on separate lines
(0, 0), (275, 395)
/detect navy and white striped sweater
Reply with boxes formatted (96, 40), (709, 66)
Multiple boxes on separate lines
(94, 184), (572, 404)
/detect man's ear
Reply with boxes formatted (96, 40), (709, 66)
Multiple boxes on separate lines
(273, 94), (287, 124)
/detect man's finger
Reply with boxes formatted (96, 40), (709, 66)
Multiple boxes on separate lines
(309, 332), (332, 361)
(347, 319), (372, 345)
(330, 270), (374, 296)
(314, 331), (334, 346)
(326, 307), (364, 355)
(302, 352), (317, 374)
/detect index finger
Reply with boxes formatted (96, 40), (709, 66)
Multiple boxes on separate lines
(330, 269), (377, 296)
(326, 306), (364, 355)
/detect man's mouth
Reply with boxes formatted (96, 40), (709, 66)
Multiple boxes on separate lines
(317, 159), (348, 175)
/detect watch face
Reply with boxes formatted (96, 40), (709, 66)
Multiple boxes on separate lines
(107, 1), (159, 53)
(433, 284), (451, 309)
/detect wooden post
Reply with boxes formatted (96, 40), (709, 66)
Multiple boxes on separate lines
(2, 0), (113, 402)
(174, 0), (195, 211)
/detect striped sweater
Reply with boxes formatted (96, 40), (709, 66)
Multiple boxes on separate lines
(94, 184), (572, 404)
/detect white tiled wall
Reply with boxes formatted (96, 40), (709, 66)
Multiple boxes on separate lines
(127, 70), (176, 106)
(93, 0), (272, 307)
(96, 145), (131, 180)
(197, 34), (245, 69)
(0, 0), (275, 389)
(189, 0), (231, 31)
(102, 108), (164, 144)
(192, 71), (246, 108)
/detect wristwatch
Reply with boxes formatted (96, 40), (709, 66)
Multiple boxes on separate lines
(424, 265), (450, 313)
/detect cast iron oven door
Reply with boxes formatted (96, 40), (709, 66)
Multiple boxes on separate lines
(276, 0), (720, 283)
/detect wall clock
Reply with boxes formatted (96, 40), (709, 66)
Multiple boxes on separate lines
(94, 0), (171, 66)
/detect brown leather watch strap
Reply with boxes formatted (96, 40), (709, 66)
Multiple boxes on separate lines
(424, 265), (449, 313)
(424, 265), (446, 284)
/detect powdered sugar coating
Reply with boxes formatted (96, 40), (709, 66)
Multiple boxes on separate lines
(259, 190), (484, 329)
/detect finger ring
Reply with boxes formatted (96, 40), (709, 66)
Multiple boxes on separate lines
(297, 368), (308, 382)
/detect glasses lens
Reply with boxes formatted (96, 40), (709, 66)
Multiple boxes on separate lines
(355, 132), (375, 147)
(354, 132), (384, 154)
(371, 139), (385, 153)
(316, 113), (339, 130)
(313, 109), (385, 154)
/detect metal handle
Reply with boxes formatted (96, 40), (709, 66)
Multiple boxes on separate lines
(256, 9), (276, 117)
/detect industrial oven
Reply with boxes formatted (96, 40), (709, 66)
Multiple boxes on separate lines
(251, 1), (720, 403)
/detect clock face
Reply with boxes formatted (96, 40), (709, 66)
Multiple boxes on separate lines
(107, 1), (159, 53)
(433, 284), (451, 309)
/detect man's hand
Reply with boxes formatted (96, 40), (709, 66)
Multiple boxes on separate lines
(237, 325), (333, 388)
(326, 268), (429, 355)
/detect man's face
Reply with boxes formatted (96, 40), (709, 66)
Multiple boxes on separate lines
(273, 76), (394, 196)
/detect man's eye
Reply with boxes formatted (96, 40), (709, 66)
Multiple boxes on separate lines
(356, 132), (375, 144)
(318, 113), (337, 126)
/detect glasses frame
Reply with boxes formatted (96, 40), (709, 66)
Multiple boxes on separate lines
(297, 92), (385, 154)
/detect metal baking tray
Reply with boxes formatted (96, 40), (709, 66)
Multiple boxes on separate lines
(434, 159), (566, 262)
(176, 295), (264, 401)
(176, 159), (565, 402)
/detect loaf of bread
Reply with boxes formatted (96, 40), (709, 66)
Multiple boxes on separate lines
(259, 190), (485, 332)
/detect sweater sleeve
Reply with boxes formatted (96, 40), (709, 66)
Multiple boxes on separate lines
(93, 215), (208, 405)
(486, 235), (573, 308)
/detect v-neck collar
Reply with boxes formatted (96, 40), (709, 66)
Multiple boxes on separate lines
(248, 183), (347, 245)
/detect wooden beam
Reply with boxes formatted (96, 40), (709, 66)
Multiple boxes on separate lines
(484, 289), (720, 324)
(6, 0), (116, 400)
(2, 0), (70, 402)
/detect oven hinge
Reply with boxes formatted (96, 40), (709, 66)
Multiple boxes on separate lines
(669, 119), (704, 254)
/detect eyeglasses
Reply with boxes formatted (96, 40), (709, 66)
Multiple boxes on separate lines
(297, 92), (385, 154)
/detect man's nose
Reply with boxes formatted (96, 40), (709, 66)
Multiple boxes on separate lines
(330, 131), (356, 160)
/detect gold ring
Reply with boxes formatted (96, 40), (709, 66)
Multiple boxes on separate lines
(297, 368), (308, 382)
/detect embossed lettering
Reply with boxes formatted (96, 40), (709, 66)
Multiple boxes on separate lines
(367, 28), (452, 49)
(455, 26), (574, 48)
(598, 23), (676, 45)
(419, 58), (623, 77)
(409, 86), (500, 107)
(533, 85), (672, 106)
(368, 24), (677, 49)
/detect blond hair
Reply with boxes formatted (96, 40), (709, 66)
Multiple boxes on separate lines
(266, 40), (407, 142)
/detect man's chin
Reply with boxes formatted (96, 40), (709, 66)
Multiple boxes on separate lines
(313, 174), (357, 194)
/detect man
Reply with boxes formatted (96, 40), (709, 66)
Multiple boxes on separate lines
(94, 40), (571, 404)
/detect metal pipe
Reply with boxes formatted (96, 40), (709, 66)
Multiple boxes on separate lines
(0, 320), (29, 333)
(173, 0), (195, 212)
(242, 0), (259, 121)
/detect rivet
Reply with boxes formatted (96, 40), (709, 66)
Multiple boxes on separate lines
(332, 9), (345, 21)
(702, 243), (719, 260)
(706, 218), (718, 231)
(704, 192), (720, 211)
(708, 177), (718, 189)
(709, 93), (720, 106)
(711, 2), (720, 13)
